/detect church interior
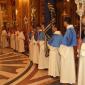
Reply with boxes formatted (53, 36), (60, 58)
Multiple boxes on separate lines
(0, 0), (85, 85)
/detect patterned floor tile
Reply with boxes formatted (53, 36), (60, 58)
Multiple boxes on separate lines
(0, 48), (77, 85)
(0, 48), (30, 85)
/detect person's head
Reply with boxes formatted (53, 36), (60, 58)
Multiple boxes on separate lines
(64, 17), (72, 28)
(52, 24), (58, 32)
(19, 28), (23, 32)
(40, 23), (45, 29)
(31, 30), (34, 35)
(37, 24), (41, 30)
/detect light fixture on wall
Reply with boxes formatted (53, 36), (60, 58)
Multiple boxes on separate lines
(16, 9), (18, 15)
(62, 10), (69, 16)
(67, 0), (70, 2)
(24, 16), (28, 25)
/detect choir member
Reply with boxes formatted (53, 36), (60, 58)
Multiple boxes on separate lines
(29, 30), (35, 61)
(1, 28), (8, 48)
(10, 29), (16, 50)
(48, 24), (63, 77)
(32, 28), (39, 64)
(18, 30), (25, 53)
(38, 24), (48, 69)
(7, 29), (11, 48)
(15, 29), (19, 51)
(78, 28), (85, 85)
(59, 17), (77, 84)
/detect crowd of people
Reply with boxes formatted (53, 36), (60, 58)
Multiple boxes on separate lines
(0, 17), (85, 85)
(0, 28), (25, 53)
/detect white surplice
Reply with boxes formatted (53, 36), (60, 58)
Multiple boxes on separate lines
(48, 45), (60, 77)
(59, 45), (76, 84)
(32, 40), (39, 64)
(1, 30), (8, 48)
(7, 32), (11, 47)
(10, 33), (15, 49)
(78, 43), (85, 85)
(38, 41), (48, 69)
(15, 31), (19, 51)
(29, 35), (35, 61)
(18, 32), (25, 52)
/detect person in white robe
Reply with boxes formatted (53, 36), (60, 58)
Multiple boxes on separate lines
(10, 30), (16, 50)
(78, 29), (85, 85)
(38, 24), (48, 69)
(48, 25), (63, 77)
(29, 30), (35, 61)
(32, 29), (39, 64)
(7, 30), (11, 48)
(59, 17), (77, 84)
(18, 30), (25, 53)
(15, 30), (19, 51)
(1, 29), (8, 48)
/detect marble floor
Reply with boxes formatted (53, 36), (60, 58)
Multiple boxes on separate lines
(0, 48), (76, 85)
(0, 48), (30, 85)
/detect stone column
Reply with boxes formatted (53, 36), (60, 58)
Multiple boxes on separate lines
(0, 5), (3, 28)
(40, 0), (45, 24)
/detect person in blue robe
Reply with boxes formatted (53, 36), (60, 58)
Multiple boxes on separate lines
(60, 17), (77, 84)
(32, 28), (39, 64)
(62, 26), (77, 47)
(29, 30), (35, 61)
(48, 24), (63, 77)
(37, 24), (48, 69)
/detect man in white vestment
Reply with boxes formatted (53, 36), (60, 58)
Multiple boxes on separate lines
(1, 29), (8, 48)
(60, 17), (77, 84)
(7, 30), (11, 48)
(18, 30), (25, 53)
(29, 30), (35, 61)
(10, 30), (15, 50)
(78, 28), (85, 85)
(15, 29), (19, 51)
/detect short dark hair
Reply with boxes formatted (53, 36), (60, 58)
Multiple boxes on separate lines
(64, 17), (72, 24)
(52, 23), (61, 31)
(41, 22), (45, 26)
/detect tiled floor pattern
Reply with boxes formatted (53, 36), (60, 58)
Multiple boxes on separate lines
(0, 48), (77, 85)
(0, 48), (30, 85)
(15, 65), (57, 85)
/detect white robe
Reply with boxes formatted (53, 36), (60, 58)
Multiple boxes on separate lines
(18, 32), (25, 52)
(48, 45), (60, 77)
(59, 45), (76, 84)
(38, 41), (48, 69)
(7, 32), (11, 47)
(32, 40), (39, 64)
(78, 43), (85, 85)
(10, 33), (15, 49)
(1, 30), (8, 48)
(29, 36), (35, 61)
(15, 31), (19, 51)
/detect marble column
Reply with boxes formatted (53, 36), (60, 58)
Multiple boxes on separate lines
(0, 5), (3, 28)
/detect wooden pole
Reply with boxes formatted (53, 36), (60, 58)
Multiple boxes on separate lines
(80, 16), (82, 39)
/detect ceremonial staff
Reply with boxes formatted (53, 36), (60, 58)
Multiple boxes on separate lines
(75, 0), (85, 39)
(75, 0), (85, 57)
